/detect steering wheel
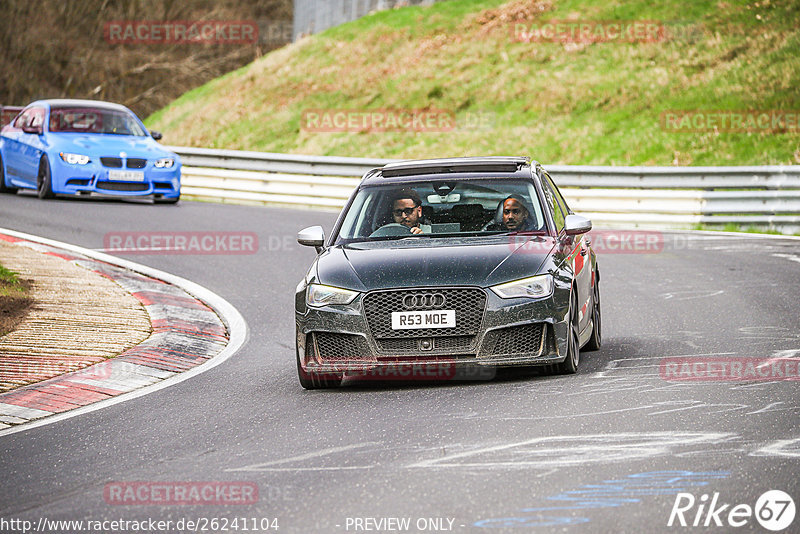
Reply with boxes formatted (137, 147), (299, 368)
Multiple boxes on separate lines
(369, 223), (414, 238)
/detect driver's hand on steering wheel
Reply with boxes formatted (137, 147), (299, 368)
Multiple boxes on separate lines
(409, 226), (423, 235)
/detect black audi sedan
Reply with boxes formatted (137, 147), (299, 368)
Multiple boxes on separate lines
(295, 157), (600, 388)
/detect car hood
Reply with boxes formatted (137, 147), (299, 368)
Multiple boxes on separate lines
(315, 235), (556, 291)
(52, 134), (175, 158)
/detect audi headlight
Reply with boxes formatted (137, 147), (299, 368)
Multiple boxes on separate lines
(59, 152), (90, 165)
(155, 158), (174, 168)
(306, 284), (359, 307)
(490, 274), (553, 299)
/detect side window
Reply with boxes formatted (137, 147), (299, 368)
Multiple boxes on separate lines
(542, 178), (566, 234)
(545, 173), (571, 214)
(13, 109), (31, 129)
(28, 108), (45, 128)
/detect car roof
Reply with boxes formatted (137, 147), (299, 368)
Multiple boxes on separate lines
(28, 99), (134, 113)
(361, 156), (539, 185)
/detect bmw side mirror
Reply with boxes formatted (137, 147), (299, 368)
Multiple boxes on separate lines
(22, 124), (42, 135)
(297, 226), (325, 253)
(565, 214), (592, 235)
(151, 131), (163, 141)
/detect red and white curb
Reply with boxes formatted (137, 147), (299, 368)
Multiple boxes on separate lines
(0, 228), (247, 437)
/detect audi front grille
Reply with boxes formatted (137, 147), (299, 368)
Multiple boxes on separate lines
(362, 288), (487, 345)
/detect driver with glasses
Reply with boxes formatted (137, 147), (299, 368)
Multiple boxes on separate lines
(389, 188), (431, 235)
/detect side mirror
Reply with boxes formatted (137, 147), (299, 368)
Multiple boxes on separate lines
(297, 225), (325, 253)
(150, 131), (163, 141)
(564, 214), (592, 235)
(22, 124), (42, 135)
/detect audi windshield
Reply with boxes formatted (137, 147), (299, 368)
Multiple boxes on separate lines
(335, 179), (548, 243)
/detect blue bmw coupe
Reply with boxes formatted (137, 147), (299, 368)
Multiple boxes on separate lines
(0, 99), (181, 203)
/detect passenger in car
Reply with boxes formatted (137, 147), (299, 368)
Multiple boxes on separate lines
(389, 188), (431, 234)
(486, 194), (539, 231)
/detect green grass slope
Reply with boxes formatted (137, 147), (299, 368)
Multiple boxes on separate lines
(146, 0), (800, 165)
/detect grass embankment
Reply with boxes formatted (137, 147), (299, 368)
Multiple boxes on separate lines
(0, 263), (33, 337)
(146, 0), (800, 165)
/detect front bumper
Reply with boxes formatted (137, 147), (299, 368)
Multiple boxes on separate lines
(52, 159), (181, 199)
(296, 285), (571, 376)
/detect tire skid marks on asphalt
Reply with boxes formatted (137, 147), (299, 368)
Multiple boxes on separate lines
(772, 253), (800, 264)
(447, 398), (786, 421)
(226, 442), (382, 472)
(658, 289), (725, 301)
(223, 432), (800, 474)
(407, 433), (735, 470)
(751, 437), (800, 458)
(592, 352), (737, 379)
(592, 347), (800, 380)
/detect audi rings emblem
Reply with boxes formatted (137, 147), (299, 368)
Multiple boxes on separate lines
(402, 293), (446, 309)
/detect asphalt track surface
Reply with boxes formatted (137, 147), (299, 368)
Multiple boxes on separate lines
(1, 192), (799, 533)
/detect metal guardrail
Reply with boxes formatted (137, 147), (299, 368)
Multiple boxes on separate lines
(168, 146), (800, 232)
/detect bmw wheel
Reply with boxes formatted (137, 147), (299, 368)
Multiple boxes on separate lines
(37, 156), (55, 199)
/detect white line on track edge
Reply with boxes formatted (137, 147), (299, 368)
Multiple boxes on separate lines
(0, 226), (248, 438)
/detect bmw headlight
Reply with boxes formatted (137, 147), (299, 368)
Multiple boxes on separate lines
(490, 274), (553, 299)
(59, 152), (90, 165)
(155, 158), (175, 168)
(306, 284), (359, 307)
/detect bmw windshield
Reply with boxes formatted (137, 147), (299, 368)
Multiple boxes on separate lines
(48, 106), (147, 136)
(335, 179), (547, 244)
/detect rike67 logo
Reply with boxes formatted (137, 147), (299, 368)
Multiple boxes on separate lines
(668, 490), (795, 531)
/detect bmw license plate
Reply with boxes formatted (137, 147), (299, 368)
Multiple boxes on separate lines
(108, 170), (145, 182)
(391, 310), (456, 330)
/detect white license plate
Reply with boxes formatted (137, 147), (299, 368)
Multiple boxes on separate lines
(108, 170), (145, 182)
(391, 310), (456, 330)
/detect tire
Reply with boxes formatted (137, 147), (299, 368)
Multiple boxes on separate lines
(296, 347), (343, 389)
(583, 271), (602, 352)
(0, 153), (18, 194)
(37, 157), (55, 199)
(555, 291), (580, 374)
